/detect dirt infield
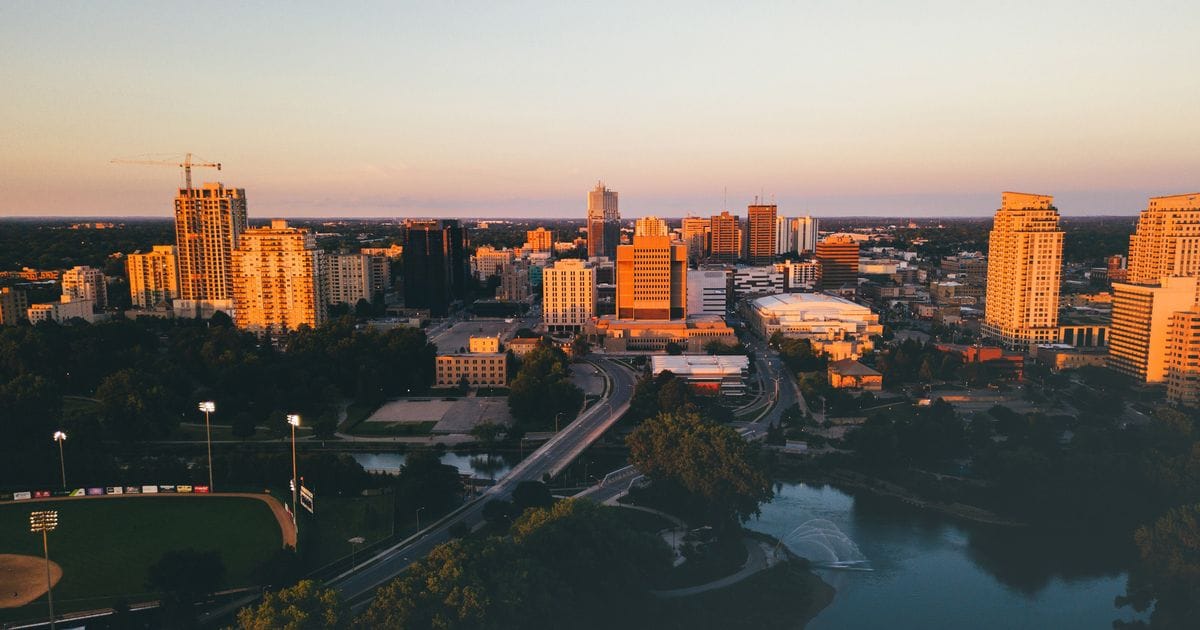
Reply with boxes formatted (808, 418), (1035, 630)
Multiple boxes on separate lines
(6, 492), (297, 548)
(0, 554), (62, 609)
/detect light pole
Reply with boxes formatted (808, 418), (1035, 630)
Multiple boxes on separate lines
(52, 431), (67, 489)
(29, 510), (58, 630)
(198, 401), (216, 491)
(348, 536), (365, 568)
(416, 506), (425, 531)
(287, 414), (301, 543)
(555, 411), (563, 433)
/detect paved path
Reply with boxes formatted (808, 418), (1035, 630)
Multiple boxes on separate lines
(652, 538), (777, 598)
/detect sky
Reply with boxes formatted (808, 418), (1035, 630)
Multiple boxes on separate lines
(2, 1), (1199, 219)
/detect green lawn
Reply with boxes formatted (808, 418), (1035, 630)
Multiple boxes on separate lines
(338, 401), (382, 433)
(302, 494), (397, 569)
(0, 496), (281, 619)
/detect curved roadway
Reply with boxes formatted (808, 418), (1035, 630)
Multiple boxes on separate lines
(328, 356), (637, 607)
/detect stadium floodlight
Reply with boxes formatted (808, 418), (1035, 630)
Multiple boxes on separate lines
(198, 401), (216, 492)
(30, 510), (58, 629)
(52, 431), (67, 489)
(287, 414), (301, 545)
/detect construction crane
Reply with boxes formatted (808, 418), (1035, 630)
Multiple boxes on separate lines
(110, 153), (221, 190)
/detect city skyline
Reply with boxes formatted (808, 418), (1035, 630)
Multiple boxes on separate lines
(4, 2), (1200, 218)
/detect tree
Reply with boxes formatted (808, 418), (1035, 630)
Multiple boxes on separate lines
(507, 343), (583, 431)
(146, 548), (226, 627)
(237, 580), (348, 630)
(393, 450), (462, 521)
(231, 411), (257, 439)
(96, 368), (182, 440)
(626, 411), (772, 528)
(570, 335), (591, 358)
(512, 480), (554, 512)
(360, 501), (671, 630)
(358, 537), (543, 630)
(470, 421), (503, 448)
(664, 341), (684, 355)
(1117, 504), (1200, 628)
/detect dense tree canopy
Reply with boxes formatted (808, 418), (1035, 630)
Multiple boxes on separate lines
(359, 500), (670, 630)
(627, 411), (772, 528)
(237, 580), (348, 630)
(1117, 504), (1200, 628)
(507, 341), (583, 431)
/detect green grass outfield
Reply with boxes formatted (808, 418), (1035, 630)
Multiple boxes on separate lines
(0, 496), (281, 619)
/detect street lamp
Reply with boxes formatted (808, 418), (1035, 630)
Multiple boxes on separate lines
(416, 506), (426, 531)
(348, 536), (365, 568)
(286, 414), (301, 542)
(29, 510), (58, 630)
(198, 401), (216, 491)
(555, 411), (563, 433)
(51, 431), (67, 489)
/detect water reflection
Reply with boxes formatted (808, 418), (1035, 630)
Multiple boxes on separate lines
(351, 451), (515, 480)
(750, 480), (1143, 629)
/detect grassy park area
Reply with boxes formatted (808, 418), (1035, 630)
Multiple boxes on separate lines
(0, 496), (282, 619)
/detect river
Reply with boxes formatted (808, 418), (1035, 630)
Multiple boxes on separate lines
(747, 480), (1147, 629)
(351, 451), (513, 480)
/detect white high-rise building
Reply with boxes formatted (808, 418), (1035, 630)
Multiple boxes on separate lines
(61, 266), (107, 310)
(775, 216), (795, 255)
(543, 259), (596, 333)
(793, 216), (819, 254)
(324, 252), (389, 306)
(686, 269), (728, 315)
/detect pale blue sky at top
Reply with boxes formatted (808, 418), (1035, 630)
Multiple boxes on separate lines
(2, 1), (1199, 218)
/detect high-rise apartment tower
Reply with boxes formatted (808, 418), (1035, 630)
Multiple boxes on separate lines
(175, 182), (248, 304)
(981, 192), (1063, 350)
(232, 220), (325, 334)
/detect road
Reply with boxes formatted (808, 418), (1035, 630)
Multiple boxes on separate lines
(326, 356), (637, 608)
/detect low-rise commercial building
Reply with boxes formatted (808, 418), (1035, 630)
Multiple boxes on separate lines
(651, 354), (750, 396)
(749, 293), (882, 341)
(434, 353), (507, 388)
(589, 314), (736, 353)
(27, 298), (96, 324)
(827, 359), (883, 391)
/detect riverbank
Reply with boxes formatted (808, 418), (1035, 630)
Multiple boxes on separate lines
(785, 466), (1027, 528)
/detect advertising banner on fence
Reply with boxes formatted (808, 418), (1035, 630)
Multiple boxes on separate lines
(13, 491), (31, 501)
(300, 486), (315, 514)
(158, 485), (176, 493)
(195, 485), (210, 494)
(178, 485), (193, 494)
(105, 487), (123, 495)
(142, 485), (159, 494)
(34, 490), (51, 498)
(86, 487), (104, 496)
(124, 486), (141, 494)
